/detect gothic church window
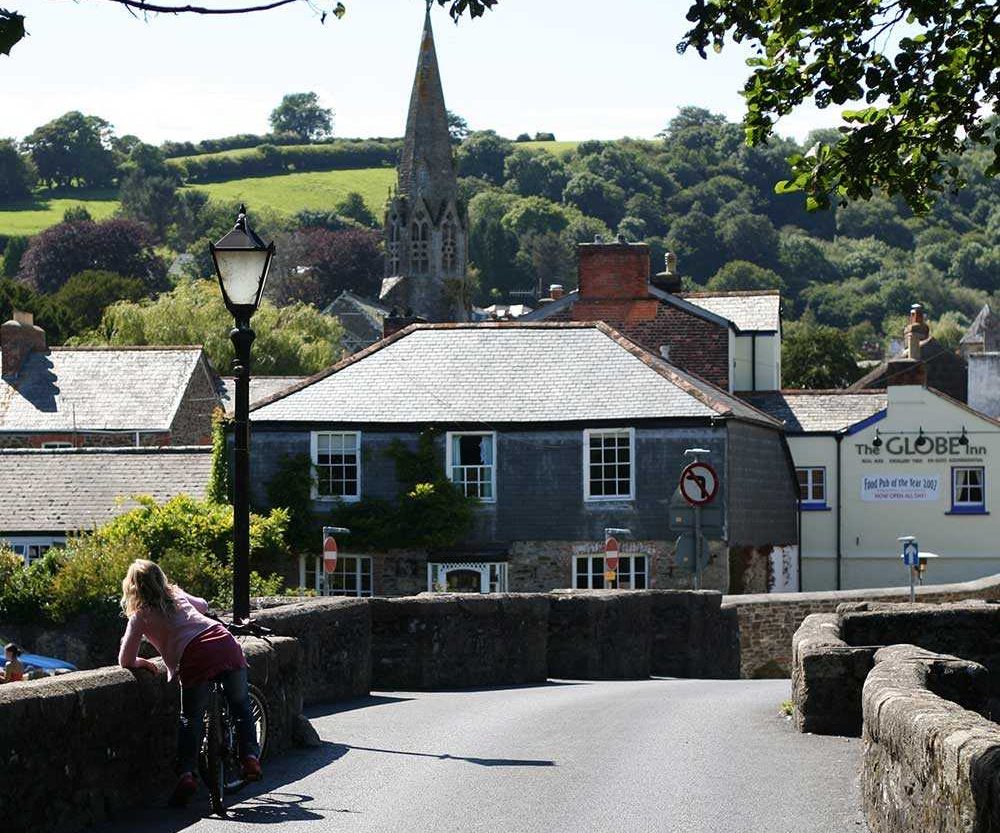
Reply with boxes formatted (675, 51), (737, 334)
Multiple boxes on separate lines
(411, 214), (430, 273)
(442, 215), (458, 273)
(388, 215), (401, 275)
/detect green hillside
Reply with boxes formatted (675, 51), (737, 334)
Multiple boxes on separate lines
(0, 192), (119, 236)
(0, 168), (396, 237)
(192, 168), (396, 217)
(517, 140), (579, 157)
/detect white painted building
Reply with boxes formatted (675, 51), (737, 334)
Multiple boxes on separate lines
(747, 383), (1000, 591)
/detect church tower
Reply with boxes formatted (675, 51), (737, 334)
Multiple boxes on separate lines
(380, 4), (468, 322)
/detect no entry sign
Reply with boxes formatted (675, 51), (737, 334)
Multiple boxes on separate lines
(322, 530), (338, 574)
(605, 535), (620, 571)
(680, 461), (719, 507)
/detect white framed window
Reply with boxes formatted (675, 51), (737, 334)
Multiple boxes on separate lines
(427, 562), (508, 593)
(573, 554), (648, 590)
(4, 538), (63, 567)
(584, 428), (635, 501)
(323, 555), (373, 597)
(446, 431), (496, 501)
(41, 441), (72, 449)
(796, 467), (826, 506)
(311, 431), (361, 501)
(952, 466), (986, 513)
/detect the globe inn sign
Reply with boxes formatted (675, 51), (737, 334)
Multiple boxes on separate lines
(854, 433), (987, 459)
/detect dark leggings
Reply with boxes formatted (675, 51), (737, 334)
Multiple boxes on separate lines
(176, 667), (259, 774)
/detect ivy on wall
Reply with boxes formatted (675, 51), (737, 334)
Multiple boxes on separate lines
(265, 430), (476, 553)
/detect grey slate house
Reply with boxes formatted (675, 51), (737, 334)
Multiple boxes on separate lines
(321, 291), (389, 356)
(0, 311), (222, 448)
(0, 446), (212, 564)
(248, 322), (799, 596)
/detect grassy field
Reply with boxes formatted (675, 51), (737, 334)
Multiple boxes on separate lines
(0, 143), (579, 237)
(0, 192), (119, 236)
(192, 168), (396, 217)
(0, 169), (396, 237)
(517, 140), (580, 157)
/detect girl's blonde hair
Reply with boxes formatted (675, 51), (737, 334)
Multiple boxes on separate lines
(121, 559), (177, 618)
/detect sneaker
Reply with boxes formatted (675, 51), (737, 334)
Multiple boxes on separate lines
(168, 772), (197, 807)
(241, 755), (262, 782)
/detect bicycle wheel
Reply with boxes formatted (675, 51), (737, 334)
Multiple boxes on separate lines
(248, 683), (269, 761)
(202, 687), (226, 815)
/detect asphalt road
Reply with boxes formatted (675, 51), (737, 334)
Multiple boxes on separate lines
(98, 679), (867, 833)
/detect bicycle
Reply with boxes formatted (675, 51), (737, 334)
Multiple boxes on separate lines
(198, 619), (271, 816)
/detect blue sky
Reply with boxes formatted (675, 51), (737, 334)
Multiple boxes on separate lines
(4, 0), (841, 144)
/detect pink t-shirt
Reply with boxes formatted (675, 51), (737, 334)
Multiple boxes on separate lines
(118, 589), (216, 681)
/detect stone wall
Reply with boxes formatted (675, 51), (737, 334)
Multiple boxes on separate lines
(862, 644), (1000, 833)
(370, 593), (550, 689)
(791, 613), (874, 736)
(255, 597), (370, 706)
(792, 600), (1000, 735)
(0, 637), (301, 833)
(725, 572), (1000, 678)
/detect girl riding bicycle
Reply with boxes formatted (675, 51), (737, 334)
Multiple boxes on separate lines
(118, 559), (262, 805)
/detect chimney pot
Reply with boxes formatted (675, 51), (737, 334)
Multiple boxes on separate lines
(1, 309), (47, 379)
(549, 284), (564, 300)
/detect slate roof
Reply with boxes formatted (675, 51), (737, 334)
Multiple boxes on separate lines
(848, 338), (968, 403)
(0, 447), (213, 533)
(251, 322), (780, 427)
(740, 390), (887, 433)
(0, 347), (208, 433)
(218, 376), (309, 417)
(961, 304), (999, 347)
(679, 291), (782, 332)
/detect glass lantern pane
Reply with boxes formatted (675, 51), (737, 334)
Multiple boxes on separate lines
(214, 249), (269, 305)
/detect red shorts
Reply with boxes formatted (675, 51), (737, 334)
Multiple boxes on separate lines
(178, 624), (248, 687)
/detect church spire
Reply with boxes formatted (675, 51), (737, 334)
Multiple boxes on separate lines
(397, 4), (458, 206)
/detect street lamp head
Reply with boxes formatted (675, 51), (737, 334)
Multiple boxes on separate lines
(210, 204), (274, 324)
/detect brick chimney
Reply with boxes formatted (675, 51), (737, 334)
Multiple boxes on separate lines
(577, 235), (650, 300)
(886, 303), (929, 387)
(1, 310), (46, 379)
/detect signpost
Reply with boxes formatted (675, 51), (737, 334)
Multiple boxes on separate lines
(678, 450), (719, 590)
(603, 528), (630, 589)
(899, 536), (919, 602)
(322, 526), (351, 593)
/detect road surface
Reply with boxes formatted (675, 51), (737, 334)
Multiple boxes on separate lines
(98, 679), (867, 833)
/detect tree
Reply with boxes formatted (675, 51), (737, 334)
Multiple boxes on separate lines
(1, 236), (29, 278)
(714, 211), (780, 270)
(16, 218), (167, 294)
(447, 110), (470, 143)
(457, 131), (513, 184)
(117, 143), (181, 239)
(706, 261), (785, 292)
(22, 112), (118, 189)
(334, 191), (377, 228)
(48, 270), (148, 333)
(680, 1), (1000, 212)
(500, 196), (571, 238)
(0, 139), (35, 200)
(503, 148), (568, 202)
(269, 93), (333, 142)
(467, 189), (524, 292)
(267, 227), (383, 307)
(75, 279), (344, 375)
(782, 320), (860, 389)
(562, 172), (626, 229)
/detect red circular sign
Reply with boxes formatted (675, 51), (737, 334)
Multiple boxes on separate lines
(323, 535), (338, 573)
(605, 536), (620, 571)
(679, 461), (719, 507)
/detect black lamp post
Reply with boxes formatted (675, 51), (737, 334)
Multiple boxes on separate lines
(210, 204), (274, 622)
